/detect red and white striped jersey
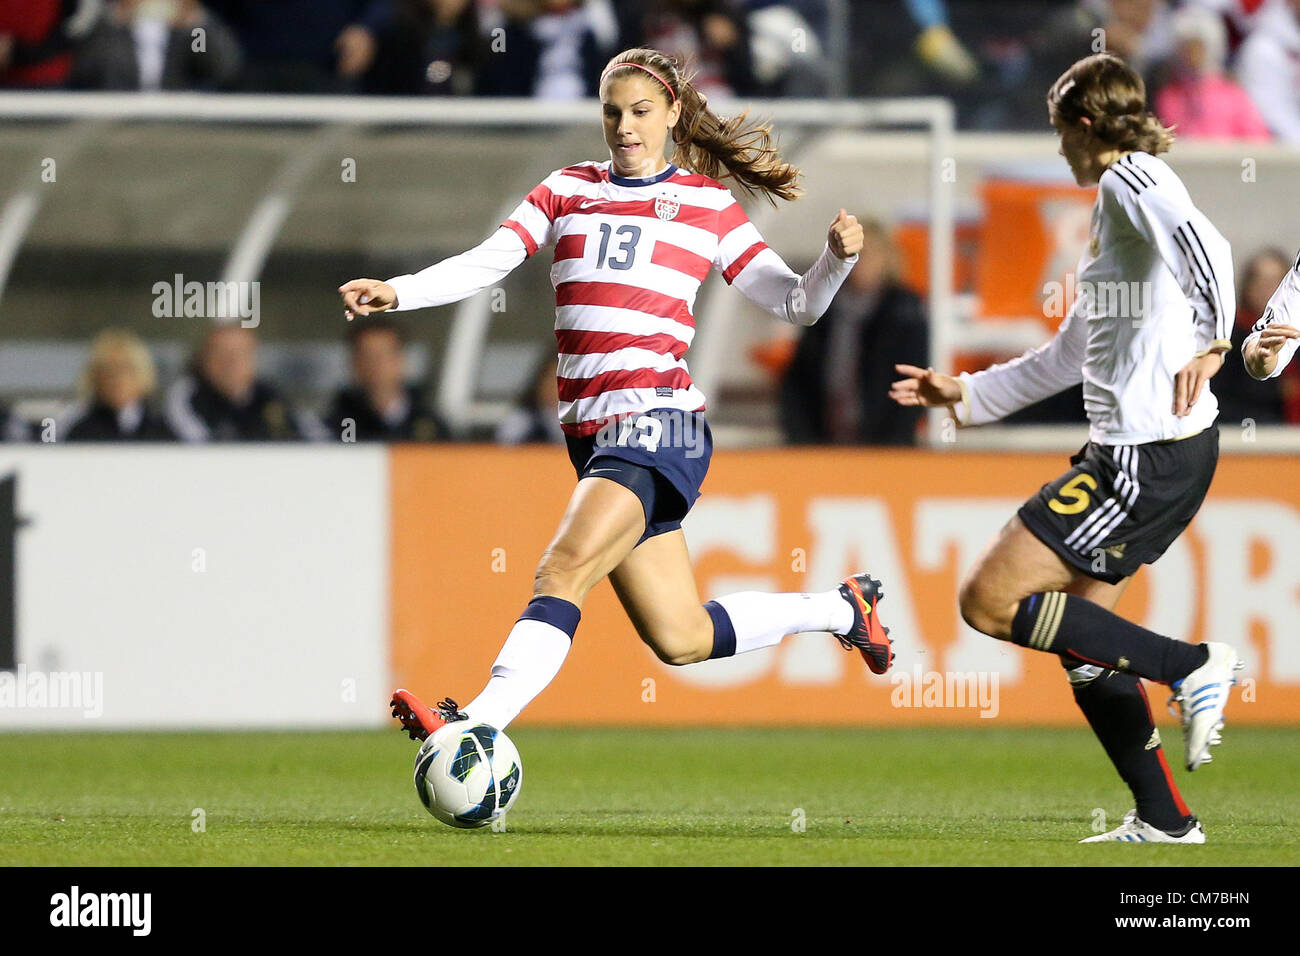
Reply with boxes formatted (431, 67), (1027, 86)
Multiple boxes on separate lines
(387, 159), (855, 436)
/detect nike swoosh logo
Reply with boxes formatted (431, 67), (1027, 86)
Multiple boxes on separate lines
(577, 199), (604, 209)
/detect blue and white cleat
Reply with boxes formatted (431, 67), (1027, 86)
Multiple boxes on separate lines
(1168, 642), (1244, 771)
(1080, 809), (1205, 844)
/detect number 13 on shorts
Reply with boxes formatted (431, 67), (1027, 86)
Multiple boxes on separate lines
(617, 414), (662, 452)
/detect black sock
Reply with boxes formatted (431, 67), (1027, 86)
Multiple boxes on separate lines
(1010, 592), (1208, 684)
(1065, 661), (1194, 833)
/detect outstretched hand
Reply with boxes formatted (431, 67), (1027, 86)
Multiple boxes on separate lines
(828, 209), (863, 260)
(889, 364), (963, 408)
(339, 279), (398, 321)
(1243, 324), (1299, 379)
(1255, 323), (1300, 355)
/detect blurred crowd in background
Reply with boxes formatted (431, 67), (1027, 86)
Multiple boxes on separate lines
(1, 0), (1297, 447)
(2, 0), (1299, 141)
(0, 317), (558, 445)
(0, 235), (1292, 448)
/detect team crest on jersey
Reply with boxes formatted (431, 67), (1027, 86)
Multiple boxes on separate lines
(654, 196), (680, 221)
(1089, 233), (1100, 257)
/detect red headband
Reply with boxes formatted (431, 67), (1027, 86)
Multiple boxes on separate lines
(600, 62), (678, 106)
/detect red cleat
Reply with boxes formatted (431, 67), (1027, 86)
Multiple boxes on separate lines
(389, 689), (467, 742)
(836, 573), (893, 674)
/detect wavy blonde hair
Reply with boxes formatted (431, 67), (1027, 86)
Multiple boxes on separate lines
(79, 329), (157, 400)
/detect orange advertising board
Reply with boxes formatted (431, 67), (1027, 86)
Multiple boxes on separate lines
(391, 446), (1300, 727)
(975, 179), (1098, 325)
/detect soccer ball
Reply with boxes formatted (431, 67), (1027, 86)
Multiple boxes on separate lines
(413, 720), (523, 829)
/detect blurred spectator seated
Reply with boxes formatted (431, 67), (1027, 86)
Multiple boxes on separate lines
(744, 1), (831, 96)
(1152, 5), (1269, 141)
(326, 318), (447, 442)
(71, 0), (243, 91)
(205, 0), (391, 92)
(365, 0), (482, 95)
(614, 0), (758, 98)
(59, 330), (177, 442)
(1090, 0), (1176, 80)
(1214, 247), (1297, 425)
(1236, 0), (1300, 145)
(165, 324), (325, 441)
(1031, 0), (1175, 105)
(0, 0), (93, 88)
(495, 352), (565, 445)
(780, 220), (929, 446)
(479, 0), (618, 98)
(908, 0), (980, 85)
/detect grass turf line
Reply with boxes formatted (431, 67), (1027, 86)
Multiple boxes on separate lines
(1, 727), (1296, 866)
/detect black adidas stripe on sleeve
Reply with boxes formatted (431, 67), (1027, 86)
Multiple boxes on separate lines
(1120, 155), (1157, 188)
(1172, 223), (1227, 342)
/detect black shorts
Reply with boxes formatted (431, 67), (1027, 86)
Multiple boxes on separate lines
(1017, 426), (1219, 584)
(565, 407), (713, 545)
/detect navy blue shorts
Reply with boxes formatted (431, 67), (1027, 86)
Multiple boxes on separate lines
(565, 407), (713, 545)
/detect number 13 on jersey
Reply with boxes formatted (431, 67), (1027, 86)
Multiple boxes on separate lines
(596, 223), (641, 270)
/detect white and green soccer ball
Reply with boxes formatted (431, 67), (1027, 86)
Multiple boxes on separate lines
(414, 720), (523, 829)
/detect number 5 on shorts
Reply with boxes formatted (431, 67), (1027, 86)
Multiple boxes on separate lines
(1049, 473), (1098, 515)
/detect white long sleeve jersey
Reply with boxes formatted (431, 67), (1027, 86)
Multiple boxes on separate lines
(387, 160), (856, 436)
(1242, 247), (1300, 379)
(955, 151), (1234, 445)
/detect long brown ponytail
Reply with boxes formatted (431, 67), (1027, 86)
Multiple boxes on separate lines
(600, 48), (803, 205)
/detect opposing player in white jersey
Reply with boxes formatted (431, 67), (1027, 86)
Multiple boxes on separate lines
(1242, 247), (1300, 380)
(339, 47), (893, 745)
(892, 54), (1243, 844)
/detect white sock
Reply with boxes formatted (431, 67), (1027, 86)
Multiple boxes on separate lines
(713, 588), (852, 656)
(463, 617), (573, 730)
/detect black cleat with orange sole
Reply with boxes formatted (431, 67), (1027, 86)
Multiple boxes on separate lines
(390, 689), (467, 742)
(836, 573), (893, 674)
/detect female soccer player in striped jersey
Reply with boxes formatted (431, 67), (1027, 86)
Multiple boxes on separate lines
(1242, 248), (1300, 380)
(892, 53), (1242, 844)
(339, 48), (892, 742)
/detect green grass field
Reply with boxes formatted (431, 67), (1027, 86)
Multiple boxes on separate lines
(2, 727), (1296, 866)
